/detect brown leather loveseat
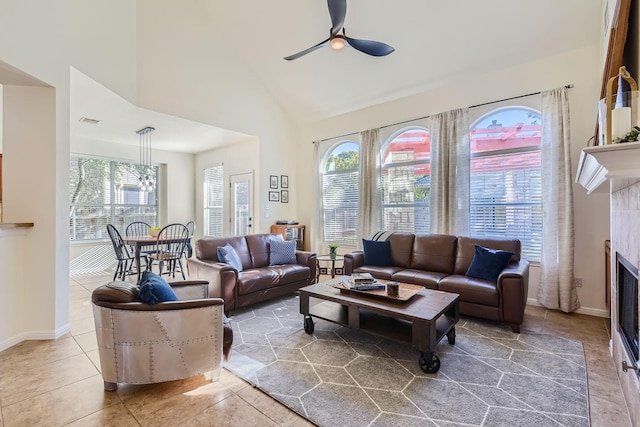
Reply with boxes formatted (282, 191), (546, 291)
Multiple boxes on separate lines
(344, 233), (529, 332)
(188, 233), (317, 315)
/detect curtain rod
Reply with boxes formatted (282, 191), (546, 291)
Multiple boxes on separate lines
(313, 84), (574, 144)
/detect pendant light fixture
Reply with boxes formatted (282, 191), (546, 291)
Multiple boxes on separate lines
(136, 126), (155, 192)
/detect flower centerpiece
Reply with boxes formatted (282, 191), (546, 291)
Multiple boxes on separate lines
(328, 244), (338, 259)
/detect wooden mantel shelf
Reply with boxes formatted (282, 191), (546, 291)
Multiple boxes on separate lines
(0, 223), (34, 229)
(576, 141), (640, 194)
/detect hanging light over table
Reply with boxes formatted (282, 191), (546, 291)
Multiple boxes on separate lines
(136, 126), (155, 192)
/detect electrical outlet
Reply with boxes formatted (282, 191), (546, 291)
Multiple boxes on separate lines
(574, 277), (583, 288)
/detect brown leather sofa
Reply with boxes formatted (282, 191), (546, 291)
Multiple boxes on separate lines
(188, 233), (317, 315)
(344, 233), (529, 332)
(92, 279), (233, 391)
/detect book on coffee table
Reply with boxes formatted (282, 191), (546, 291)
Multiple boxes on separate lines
(351, 272), (375, 284)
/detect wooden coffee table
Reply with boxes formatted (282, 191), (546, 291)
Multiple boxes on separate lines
(299, 277), (459, 373)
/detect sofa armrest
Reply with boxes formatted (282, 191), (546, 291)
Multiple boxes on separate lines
(296, 250), (317, 283)
(187, 258), (238, 314)
(497, 259), (530, 331)
(344, 251), (364, 275)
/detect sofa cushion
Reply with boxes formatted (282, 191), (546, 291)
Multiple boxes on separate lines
(236, 268), (279, 295)
(363, 239), (392, 266)
(386, 233), (415, 268)
(268, 264), (310, 283)
(217, 243), (244, 272)
(411, 234), (457, 274)
(269, 240), (297, 265)
(391, 269), (447, 290)
(465, 245), (514, 282)
(438, 275), (500, 307)
(353, 265), (403, 280)
(138, 271), (179, 305)
(247, 234), (282, 268)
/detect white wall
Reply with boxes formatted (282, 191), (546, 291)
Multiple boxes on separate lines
(0, 0), (137, 348)
(296, 44), (611, 315)
(195, 138), (260, 237)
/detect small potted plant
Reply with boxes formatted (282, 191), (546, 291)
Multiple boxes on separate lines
(328, 244), (338, 259)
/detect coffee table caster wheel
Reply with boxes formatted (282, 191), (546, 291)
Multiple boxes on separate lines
(304, 316), (314, 334)
(447, 328), (456, 345)
(419, 353), (440, 373)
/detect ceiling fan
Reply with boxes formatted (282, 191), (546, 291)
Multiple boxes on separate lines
(284, 0), (395, 61)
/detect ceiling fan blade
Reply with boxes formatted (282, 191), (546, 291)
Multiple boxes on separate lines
(327, 0), (347, 36)
(345, 36), (395, 57)
(283, 37), (331, 61)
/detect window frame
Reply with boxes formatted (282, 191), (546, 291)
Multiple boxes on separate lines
(203, 164), (224, 238)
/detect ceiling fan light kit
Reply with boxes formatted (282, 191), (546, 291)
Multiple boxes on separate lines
(284, 0), (394, 61)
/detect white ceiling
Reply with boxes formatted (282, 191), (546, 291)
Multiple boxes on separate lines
(70, 0), (602, 153)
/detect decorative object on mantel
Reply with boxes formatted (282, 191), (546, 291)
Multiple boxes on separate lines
(136, 126), (155, 192)
(600, 66), (638, 145)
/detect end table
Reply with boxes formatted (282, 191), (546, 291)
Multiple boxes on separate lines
(316, 254), (345, 282)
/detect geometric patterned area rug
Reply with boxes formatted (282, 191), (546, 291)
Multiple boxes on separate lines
(224, 294), (590, 427)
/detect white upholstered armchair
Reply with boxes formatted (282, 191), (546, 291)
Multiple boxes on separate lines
(91, 280), (232, 391)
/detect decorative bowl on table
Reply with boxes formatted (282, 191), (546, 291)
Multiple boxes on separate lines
(149, 228), (161, 237)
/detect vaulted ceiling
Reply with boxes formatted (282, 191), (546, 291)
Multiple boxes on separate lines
(71, 0), (602, 153)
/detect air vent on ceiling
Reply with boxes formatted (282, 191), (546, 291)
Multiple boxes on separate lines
(78, 117), (101, 124)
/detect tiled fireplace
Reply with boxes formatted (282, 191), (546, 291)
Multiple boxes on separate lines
(611, 179), (640, 427)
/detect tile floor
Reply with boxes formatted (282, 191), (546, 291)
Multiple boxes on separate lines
(0, 272), (633, 427)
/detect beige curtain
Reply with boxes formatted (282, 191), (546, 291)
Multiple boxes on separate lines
(429, 109), (470, 235)
(358, 128), (381, 247)
(538, 87), (579, 312)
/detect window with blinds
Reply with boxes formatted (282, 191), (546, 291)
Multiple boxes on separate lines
(381, 128), (430, 233)
(322, 141), (359, 246)
(470, 107), (542, 261)
(69, 156), (157, 241)
(204, 164), (224, 237)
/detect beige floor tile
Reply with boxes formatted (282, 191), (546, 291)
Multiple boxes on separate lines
(588, 370), (628, 406)
(74, 274), (113, 287)
(74, 331), (98, 353)
(181, 394), (278, 427)
(122, 379), (235, 427)
(69, 299), (94, 322)
(589, 395), (633, 427)
(69, 285), (92, 301)
(2, 375), (120, 427)
(65, 402), (140, 427)
(218, 368), (252, 393)
(237, 385), (301, 426)
(0, 336), (83, 375)
(86, 349), (102, 373)
(0, 353), (98, 406)
(71, 316), (96, 336)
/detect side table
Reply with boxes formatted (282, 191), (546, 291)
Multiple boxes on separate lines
(316, 255), (345, 282)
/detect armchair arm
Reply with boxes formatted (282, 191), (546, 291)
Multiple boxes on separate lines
(168, 279), (210, 300)
(93, 297), (225, 311)
(344, 251), (364, 275)
(497, 260), (530, 331)
(296, 250), (317, 283)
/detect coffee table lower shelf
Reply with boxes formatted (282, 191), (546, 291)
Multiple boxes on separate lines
(300, 288), (459, 374)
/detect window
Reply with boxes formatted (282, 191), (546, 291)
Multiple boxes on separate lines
(69, 156), (157, 241)
(380, 127), (430, 233)
(321, 141), (359, 245)
(204, 164), (224, 237)
(469, 107), (542, 261)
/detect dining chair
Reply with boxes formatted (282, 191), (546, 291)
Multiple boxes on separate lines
(125, 221), (151, 237)
(107, 224), (148, 281)
(148, 223), (190, 279)
(184, 220), (196, 275)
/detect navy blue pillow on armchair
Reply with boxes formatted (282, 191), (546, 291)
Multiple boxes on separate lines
(138, 270), (178, 305)
(362, 239), (392, 267)
(465, 245), (514, 282)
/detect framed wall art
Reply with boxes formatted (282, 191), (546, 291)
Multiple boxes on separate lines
(270, 175), (279, 189)
(269, 191), (280, 202)
(281, 190), (289, 203)
(281, 175), (289, 188)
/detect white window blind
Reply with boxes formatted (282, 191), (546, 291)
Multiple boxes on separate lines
(380, 128), (430, 233)
(204, 164), (224, 237)
(469, 107), (542, 261)
(69, 156), (157, 241)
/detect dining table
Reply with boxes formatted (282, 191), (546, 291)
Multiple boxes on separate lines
(123, 234), (191, 283)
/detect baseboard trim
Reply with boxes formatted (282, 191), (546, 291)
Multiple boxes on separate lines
(0, 323), (71, 352)
(527, 298), (610, 318)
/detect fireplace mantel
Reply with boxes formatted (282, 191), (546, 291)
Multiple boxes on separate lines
(576, 141), (640, 193)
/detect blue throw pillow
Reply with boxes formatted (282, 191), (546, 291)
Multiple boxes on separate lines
(138, 270), (178, 305)
(362, 239), (392, 267)
(465, 245), (514, 282)
(269, 239), (297, 265)
(216, 243), (243, 271)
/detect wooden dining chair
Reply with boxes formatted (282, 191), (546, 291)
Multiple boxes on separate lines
(184, 220), (196, 275)
(107, 224), (148, 281)
(125, 221), (151, 237)
(147, 223), (190, 279)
